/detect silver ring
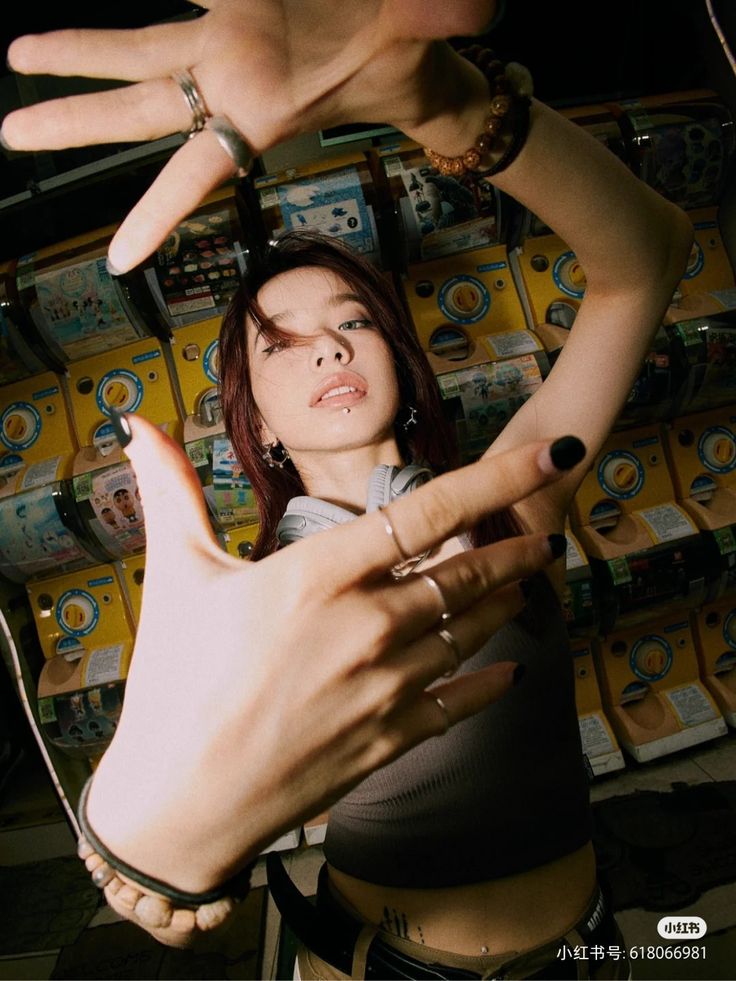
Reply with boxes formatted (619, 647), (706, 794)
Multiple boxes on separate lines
(419, 573), (451, 621)
(378, 505), (410, 563)
(433, 695), (451, 734)
(205, 115), (254, 178)
(171, 69), (210, 139)
(437, 627), (461, 677)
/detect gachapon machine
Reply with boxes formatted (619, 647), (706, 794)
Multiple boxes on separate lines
(615, 91), (736, 329)
(29, 563), (135, 760)
(432, 341), (547, 463)
(593, 614), (726, 763)
(571, 640), (625, 777)
(662, 407), (736, 600)
(373, 138), (503, 269)
(570, 424), (709, 632)
(14, 224), (155, 366)
(0, 260), (55, 383)
(691, 598), (736, 727)
(254, 152), (382, 266)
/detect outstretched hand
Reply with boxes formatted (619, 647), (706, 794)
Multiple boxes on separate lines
(85, 412), (569, 943)
(2, 0), (496, 271)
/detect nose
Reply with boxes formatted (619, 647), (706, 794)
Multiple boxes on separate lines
(313, 330), (352, 368)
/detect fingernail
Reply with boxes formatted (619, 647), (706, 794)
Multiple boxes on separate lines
(0, 130), (11, 152)
(106, 256), (123, 277)
(549, 435), (586, 471)
(512, 663), (526, 685)
(108, 407), (132, 448)
(519, 578), (533, 600)
(547, 533), (567, 559)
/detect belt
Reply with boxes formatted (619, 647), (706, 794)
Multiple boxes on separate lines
(266, 852), (614, 980)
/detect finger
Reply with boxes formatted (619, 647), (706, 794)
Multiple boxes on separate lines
(309, 436), (583, 586)
(106, 132), (236, 272)
(1, 79), (192, 151)
(389, 660), (521, 752)
(390, 582), (525, 687)
(7, 23), (202, 80)
(384, 532), (555, 639)
(111, 411), (221, 556)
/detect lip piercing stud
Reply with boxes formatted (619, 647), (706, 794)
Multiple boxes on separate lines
(342, 407), (351, 414)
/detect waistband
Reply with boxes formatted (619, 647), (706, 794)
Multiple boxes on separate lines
(267, 852), (616, 980)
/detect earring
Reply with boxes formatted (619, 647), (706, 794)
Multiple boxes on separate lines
(262, 441), (291, 469)
(399, 406), (418, 431)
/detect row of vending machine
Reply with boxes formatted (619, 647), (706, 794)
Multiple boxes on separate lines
(0, 87), (735, 847)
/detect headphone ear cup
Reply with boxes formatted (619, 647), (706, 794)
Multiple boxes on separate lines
(365, 464), (434, 513)
(365, 465), (399, 512)
(276, 496), (357, 546)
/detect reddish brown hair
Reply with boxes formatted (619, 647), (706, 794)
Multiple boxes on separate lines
(219, 231), (519, 559)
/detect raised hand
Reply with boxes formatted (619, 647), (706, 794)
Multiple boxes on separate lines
(2, 0), (497, 270)
(83, 411), (570, 942)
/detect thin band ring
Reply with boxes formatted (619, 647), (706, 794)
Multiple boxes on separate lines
(171, 69), (210, 138)
(419, 573), (452, 622)
(205, 116), (254, 178)
(437, 627), (462, 677)
(378, 505), (411, 564)
(433, 695), (451, 734)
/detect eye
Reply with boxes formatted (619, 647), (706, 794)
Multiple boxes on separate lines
(338, 319), (372, 331)
(261, 338), (292, 356)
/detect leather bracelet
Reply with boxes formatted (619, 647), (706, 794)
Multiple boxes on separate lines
(77, 776), (254, 910)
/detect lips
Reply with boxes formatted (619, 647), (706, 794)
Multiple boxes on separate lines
(310, 371), (368, 408)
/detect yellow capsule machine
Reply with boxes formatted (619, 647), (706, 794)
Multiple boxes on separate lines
(665, 389), (736, 726)
(28, 563), (136, 761)
(615, 91), (736, 419)
(133, 186), (261, 541)
(571, 425), (728, 759)
(593, 614), (726, 762)
(374, 139), (547, 464)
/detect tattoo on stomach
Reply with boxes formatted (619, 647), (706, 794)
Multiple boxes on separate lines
(381, 907), (425, 944)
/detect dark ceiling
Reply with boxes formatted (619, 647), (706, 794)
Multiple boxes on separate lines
(0, 0), (732, 261)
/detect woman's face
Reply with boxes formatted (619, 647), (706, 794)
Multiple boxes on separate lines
(246, 266), (401, 458)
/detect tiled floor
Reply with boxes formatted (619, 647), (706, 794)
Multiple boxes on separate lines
(1, 730), (735, 980)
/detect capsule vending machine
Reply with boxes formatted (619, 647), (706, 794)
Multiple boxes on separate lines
(133, 186), (261, 543)
(570, 425), (728, 760)
(375, 139), (548, 462)
(614, 91), (736, 417)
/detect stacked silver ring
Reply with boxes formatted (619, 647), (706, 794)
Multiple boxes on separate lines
(171, 69), (254, 178)
(172, 69), (209, 138)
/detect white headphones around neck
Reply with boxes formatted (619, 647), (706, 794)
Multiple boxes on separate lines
(276, 464), (433, 545)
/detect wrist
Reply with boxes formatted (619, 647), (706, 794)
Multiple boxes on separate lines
(85, 747), (260, 895)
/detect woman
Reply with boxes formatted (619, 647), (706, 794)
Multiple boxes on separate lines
(218, 230), (600, 979)
(3, 0), (693, 972)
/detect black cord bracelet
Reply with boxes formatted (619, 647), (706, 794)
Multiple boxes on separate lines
(77, 776), (254, 909)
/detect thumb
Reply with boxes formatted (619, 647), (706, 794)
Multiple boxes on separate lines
(109, 408), (219, 556)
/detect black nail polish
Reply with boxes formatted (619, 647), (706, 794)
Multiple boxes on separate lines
(512, 663), (526, 685)
(109, 407), (132, 448)
(548, 533), (567, 559)
(549, 436), (586, 471)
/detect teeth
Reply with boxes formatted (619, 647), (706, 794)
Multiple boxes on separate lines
(321, 385), (357, 401)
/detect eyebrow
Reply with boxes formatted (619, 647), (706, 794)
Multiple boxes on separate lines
(268, 292), (364, 325)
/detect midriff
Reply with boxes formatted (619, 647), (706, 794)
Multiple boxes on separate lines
(327, 841), (597, 955)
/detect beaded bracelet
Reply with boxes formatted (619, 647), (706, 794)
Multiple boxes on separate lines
(423, 46), (533, 179)
(77, 776), (254, 932)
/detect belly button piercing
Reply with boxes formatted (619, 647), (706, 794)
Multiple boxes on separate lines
(480, 945), (489, 954)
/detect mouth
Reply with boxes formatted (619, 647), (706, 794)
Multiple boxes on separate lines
(311, 372), (368, 408)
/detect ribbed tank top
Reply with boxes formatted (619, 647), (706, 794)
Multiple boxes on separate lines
(323, 570), (592, 887)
